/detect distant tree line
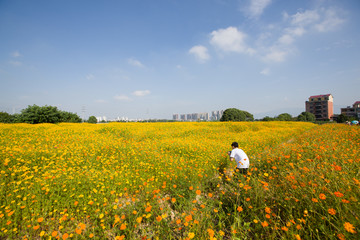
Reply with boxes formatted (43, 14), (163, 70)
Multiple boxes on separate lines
(220, 108), (317, 122)
(0, 105), (83, 124)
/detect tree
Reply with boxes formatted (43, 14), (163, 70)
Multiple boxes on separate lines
(297, 112), (316, 122)
(220, 108), (246, 122)
(20, 105), (62, 124)
(88, 116), (97, 124)
(0, 112), (12, 123)
(243, 111), (254, 121)
(276, 113), (292, 121)
(60, 111), (82, 123)
(336, 114), (349, 123)
(18, 105), (82, 124)
(262, 116), (274, 121)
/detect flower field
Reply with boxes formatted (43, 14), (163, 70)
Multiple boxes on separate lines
(0, 122), (359, 239)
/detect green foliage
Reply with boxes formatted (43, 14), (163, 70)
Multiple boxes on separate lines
(0, 112), (12, 123)
(297, 111), (316, 122)
(60, 111), (82, 123)
(17, 105), (81, 124)
(88, 116), (98, 124)
(220, 108), (253, 122)
(276, 113), (292, 121)
(20, 105), (61, 124)
(261, 116), (275, 121)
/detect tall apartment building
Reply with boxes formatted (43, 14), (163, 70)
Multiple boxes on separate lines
(341, 101), (360, 119)
(172, 114), (179, 121)
(305, 94), (334, 120)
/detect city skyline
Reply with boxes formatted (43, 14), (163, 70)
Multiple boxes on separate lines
(1, 0), (360, 119)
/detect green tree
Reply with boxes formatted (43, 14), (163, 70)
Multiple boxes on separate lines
(336, 114), (349, 123)
(0, 112), (12, 123)
(20, 105), (61, 124)
(262, 116), (274, 121)
(88, 116), (98, 124)
(297, 112), (316, 122)
(243, 110), (254, 121)
(60, 111), (82, 123)
(220, 108), (246, 122)
(18, 105), (82, 124)
(276, 113), (292, 121)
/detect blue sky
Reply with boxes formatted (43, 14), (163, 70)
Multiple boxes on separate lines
(1, 0), (359, 120)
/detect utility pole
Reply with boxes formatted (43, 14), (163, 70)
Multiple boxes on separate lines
(81, 106), (86, 122)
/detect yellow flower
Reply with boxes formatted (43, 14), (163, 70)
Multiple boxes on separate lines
(188, 232), (195, 239)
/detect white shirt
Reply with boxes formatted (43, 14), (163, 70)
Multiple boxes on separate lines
(230, 148), (249, 169)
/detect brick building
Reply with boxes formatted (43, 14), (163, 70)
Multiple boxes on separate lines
(305, 94), (334, 120)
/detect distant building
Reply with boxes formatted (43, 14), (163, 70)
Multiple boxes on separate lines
(211, 110), (224, 121)
(305, 94), (334, 120)
(173, 114), (179, 121)
(341, 101), (360, 119)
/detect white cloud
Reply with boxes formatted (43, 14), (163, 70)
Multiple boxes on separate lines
(263, 49), (288, 62)
(291, 10), (320, 26)
(86, 74), (95, 80)
(189, 45), (210, 63)
(132, 90), (150, 97)
(114, 95), (131, 101)
(128, 58), (144, 67)
(260, 68), (270, 75)
(11, 51), (21, 58)
(278, 34), (294, 45)
(9, 60), (22, 66)
(315, 8), (345, 32)
(210, 27), (254, 54)
(247, 0), (272, 18)
(95, 99), (107, 103)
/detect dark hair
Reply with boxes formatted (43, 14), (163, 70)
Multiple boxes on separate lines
(231, 142), (239, 148)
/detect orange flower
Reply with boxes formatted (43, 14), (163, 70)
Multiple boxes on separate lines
(266, 214), (271, 219)
(145, 206), (152, 212)
(62, 233), (69, 240)
(75, 228), (82, 234)
(156, 216), (162, 222)
(334, 192), (344, 198)
(328, 208), (336, 215)
(52, 231), (58, 237)
(344, 222), (356, 233)
(337, 233), (346, 240)
(33, 225), (40, 230)
(189, 186), (193, 190)
(171, 198), (176, 203)
(319, 194), (326, 200)
(208, 193), (213, 198)
(237, 206), (243, 212)
(136, 217), (142, 223)
(312, 198), (318, 203)
(185, 215), (193, 222)
(89, 233), (94, 238)
(37, 217), (44, 223)
(265, 207), (271, 213)
(120, 223), (126, 230)
(196, 190), (201, 195)
(261, 221), (269, 227)
(207, 229), (215, 237)
(281, 226), (288, 231)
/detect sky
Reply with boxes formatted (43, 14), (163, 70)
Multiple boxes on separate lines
(1, 0), (359, 120)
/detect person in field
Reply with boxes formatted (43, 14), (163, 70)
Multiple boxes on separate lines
(228, 142), (249, 177)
